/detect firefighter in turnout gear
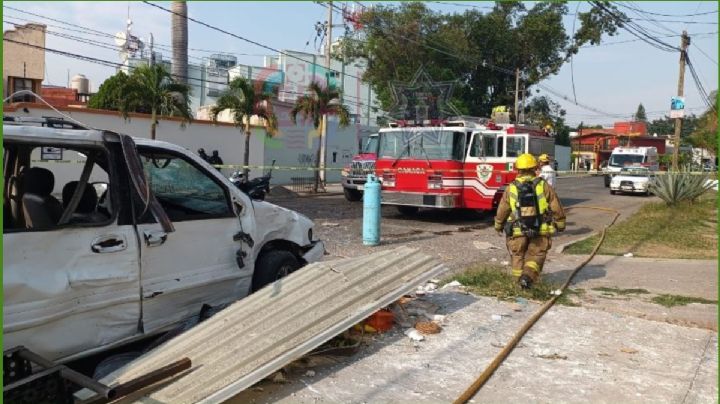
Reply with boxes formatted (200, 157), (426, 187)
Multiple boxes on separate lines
(494, 154), (566, 289)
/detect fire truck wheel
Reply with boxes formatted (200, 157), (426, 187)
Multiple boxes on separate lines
(344, 187), (362, 202)
(397, 206), (419, 216)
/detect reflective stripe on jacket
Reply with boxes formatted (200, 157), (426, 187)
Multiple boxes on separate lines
(506, 177), (553, 236)
(494, 174), (566, 236)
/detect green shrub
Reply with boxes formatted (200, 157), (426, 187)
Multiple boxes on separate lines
(649, 171), (713, 205)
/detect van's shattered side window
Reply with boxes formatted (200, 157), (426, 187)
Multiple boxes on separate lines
(140, 152), (232, 221)
(3, 143), (113, 232)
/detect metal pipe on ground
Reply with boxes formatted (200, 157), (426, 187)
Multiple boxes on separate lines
(453, 206), (621, 404)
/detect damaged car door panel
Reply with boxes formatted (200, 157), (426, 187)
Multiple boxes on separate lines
(2, 122), (324, 366)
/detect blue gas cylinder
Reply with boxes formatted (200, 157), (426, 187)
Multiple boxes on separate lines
(363, 174), (381, 246)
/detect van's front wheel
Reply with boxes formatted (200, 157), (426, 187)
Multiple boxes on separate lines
(252, 250), (300, 292)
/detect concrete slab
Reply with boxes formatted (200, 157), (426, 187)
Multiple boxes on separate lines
(542, 255), (718, 330)
(232, 292), (718, 404)
(545, 255), (718, 300)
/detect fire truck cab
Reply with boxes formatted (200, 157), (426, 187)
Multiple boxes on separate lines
(376, 118), (554, 215)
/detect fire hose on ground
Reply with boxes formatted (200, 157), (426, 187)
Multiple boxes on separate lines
(454, 206), (621, 404)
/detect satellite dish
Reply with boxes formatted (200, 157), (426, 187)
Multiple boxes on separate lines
(114, 32), (127, 47)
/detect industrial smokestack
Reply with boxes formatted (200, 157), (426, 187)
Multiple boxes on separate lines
(171, 1), (188, 84)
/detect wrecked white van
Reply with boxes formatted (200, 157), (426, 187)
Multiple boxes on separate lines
(3, 118), (324, 364)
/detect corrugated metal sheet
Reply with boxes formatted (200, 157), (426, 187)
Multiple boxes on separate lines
(101, 247), (444, 403)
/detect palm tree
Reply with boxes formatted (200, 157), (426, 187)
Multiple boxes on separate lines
(290, 81), (350, 192)
(120, 64), (193, 140)
(210, 77), (278, 180)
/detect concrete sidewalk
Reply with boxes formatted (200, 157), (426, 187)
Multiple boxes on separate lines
(545, 254), (718, 330)
(233, 291), (718, 404)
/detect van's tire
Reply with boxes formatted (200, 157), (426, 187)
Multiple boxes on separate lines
(610, 190), (616, 195)
(344, 188), (362, 202)
(397, 206), (419, 216)
(604, 175), (611, 187)
(252, 250), (300, 292)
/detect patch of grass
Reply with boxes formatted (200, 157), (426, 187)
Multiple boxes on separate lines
(650, 294), (718, 308)
(450, 265), (578, 306)
(592, 287), (650, 295)
(565, 195), (717, 259)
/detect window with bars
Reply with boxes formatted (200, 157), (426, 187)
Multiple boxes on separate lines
(10, 77), (35, 102)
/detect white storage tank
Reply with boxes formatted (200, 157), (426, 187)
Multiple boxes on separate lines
(70, 74), (90, 95)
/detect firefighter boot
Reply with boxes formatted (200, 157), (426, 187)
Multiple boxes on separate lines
(520, 260), (541, 289)
(519, 274), (533, 289)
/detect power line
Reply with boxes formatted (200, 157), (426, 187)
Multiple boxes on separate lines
(3, 5), (116, 38)
(3, 9), (276, 59)
(2, 38), (373, 112)
(692, 43), (718, 65)
(614, 3), (718, 18)
(590, 1), (680, 53)
(617, 1), (677, 37)
(686, 53), (716, 112)
(141, 1), (365, 83)
(426, 1), (494, 10)
(579, 31), (718, 48)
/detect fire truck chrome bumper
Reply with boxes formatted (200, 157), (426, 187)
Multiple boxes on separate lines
(381, 191), (457, 208)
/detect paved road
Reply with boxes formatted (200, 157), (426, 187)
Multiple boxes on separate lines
(270, 176), (655, 273)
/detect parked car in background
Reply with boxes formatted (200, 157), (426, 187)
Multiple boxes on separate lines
(610, 166), (654, 196)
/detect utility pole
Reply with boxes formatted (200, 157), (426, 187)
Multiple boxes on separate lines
(318, 0), (333, 192)
(672, 31), (690, 171)
(514, 68), (520, 124)
(149, 33), (154, 66)
(519, 83), (526, 124)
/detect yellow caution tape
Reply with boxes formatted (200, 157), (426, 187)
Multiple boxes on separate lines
(29, 160), (714, 175)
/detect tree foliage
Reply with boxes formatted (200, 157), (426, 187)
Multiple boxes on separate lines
(290, 81), (351, 130)
(90, 65), (193, 140)
(688, 90), (718, 156)
(634, 103), (647, 122)
(522, 96), (570, 146)
(338, 1), (625, 117)
(647, 115), (698, 140)
(211, 76), (278, 179)
(88, 71), (149, 112)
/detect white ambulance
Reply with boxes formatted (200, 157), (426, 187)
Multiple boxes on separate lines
(604, 146), (659, 187)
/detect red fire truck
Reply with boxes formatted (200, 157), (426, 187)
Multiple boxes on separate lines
(375, 118), (555, 215)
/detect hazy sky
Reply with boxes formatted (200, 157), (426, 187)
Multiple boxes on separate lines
(3, 1), (718, 126)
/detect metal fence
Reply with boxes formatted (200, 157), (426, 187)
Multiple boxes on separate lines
(290, 176), (316, 192)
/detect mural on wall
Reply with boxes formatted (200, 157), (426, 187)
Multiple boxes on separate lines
(229, 56), (372, 169)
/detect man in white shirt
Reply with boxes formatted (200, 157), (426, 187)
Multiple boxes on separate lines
(537, 154), (557, 189)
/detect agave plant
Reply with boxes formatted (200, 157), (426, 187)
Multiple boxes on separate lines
(649, 170), (714, 206)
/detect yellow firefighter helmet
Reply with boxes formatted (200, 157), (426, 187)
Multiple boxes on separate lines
(516, 153), (538, 170)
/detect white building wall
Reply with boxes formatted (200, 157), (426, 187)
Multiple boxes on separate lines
(554, 145), (572, 171)
(8, 103), (379, 187)
(6, 105), (266, 190)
